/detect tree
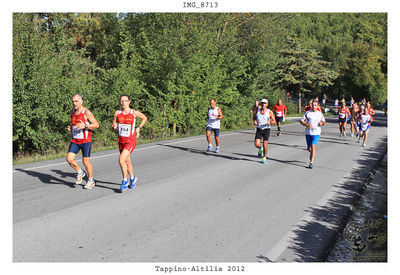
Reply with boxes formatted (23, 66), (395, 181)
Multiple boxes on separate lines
(273, 37), (338, 112)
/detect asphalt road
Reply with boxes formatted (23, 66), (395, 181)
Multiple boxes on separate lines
(13, 111), (387, 262)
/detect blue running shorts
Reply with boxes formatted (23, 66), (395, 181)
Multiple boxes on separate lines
(206, 126), (220, 137)
(305, 135), (320, 148)
(67, 142), (92, 157)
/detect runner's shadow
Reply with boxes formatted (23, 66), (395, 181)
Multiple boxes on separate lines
(14, 168), (121, 192)
(156, 143), (258, 163)
(51, 169), (121, 192)
(14, 168), (75, 188)
(267, 142), (308, 151)
(232, 153), (306, 168)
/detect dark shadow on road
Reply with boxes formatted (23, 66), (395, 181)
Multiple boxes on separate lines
(14, 168), (76, 188)
(265, 133), (387, 262)
(156, 143), (259, 163)
(14, 168), (121, 192)
(232, 152), (305, 168)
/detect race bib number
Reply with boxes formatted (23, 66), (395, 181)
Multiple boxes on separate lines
(309, 123), (319, 135)
(258, 124), (270, 130)
(118, 123), (132, 137)
(276, 111), (282, 117)
(339, 113), (346, 119)
(72, 126), (84, 139)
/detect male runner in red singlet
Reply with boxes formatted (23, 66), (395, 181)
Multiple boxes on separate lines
(112, 95), (147, 192)
(338, 101), (351, 136)
(272, 99), (287, 135)
(66, 94), (99, 189)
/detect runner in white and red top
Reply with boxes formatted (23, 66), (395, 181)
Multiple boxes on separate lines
(357, 106), (371, 147)
(112, 95), (147, 192)
(367, 102), (375, 125)
(272, 99), (287, 135)
(66, 94), (99, 189)
(338, 101), (351, 136)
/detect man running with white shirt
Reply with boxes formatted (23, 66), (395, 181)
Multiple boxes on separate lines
(206, 99), (223, 153)
(253, 98), (276, 164)
(300, 100), (326, 169)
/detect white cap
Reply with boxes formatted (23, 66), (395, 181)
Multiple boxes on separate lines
(260, 99), (268, 104)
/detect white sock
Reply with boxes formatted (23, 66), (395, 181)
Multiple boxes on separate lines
(77, 169), (83, 175)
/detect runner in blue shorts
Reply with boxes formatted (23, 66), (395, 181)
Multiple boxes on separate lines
(300, 100), (326, 169)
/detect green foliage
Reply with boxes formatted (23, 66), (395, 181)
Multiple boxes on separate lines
(13, 13), (387, 156)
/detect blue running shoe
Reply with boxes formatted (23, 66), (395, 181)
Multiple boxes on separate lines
(129, 176), (137, 189)
(120, 179), (129, 192)
(258, 148), (263, 158)
(207, 145), (212, 152)
(261, 157), (267, 164)
(309, 163), (314, 169)
(215, 147), (220, 153)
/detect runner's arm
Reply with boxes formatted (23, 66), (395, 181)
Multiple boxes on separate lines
(111, 110), (119, 130)
(217, 108), (223, 120)
(84, 110), (99, 130)
(269, 110), (276, 124)
(134, 110), (148, 138)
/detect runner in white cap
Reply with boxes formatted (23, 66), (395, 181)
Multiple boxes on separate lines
(253, 98), (276, 164)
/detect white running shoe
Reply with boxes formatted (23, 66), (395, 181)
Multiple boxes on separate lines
(343, 132), (346, 136)
(75, 171), (86, 185)
(84, 178), (95, 189)
(351, 133), (354, 137)
(358, 138), (361, 143)
(362, 143), (366, 147)
(207, 145), (212, 152)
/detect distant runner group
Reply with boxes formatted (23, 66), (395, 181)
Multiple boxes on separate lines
(65, 94), (376, 190)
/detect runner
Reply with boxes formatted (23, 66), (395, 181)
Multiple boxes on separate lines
(350, 97), (355, 107)
(300, 100), (326, 169)
(367, 102), (375, 125)
(303, 99), (313, 112)
(384, 100), (387, 116)
(338, 101), (351, 136)
(66, 94), (99, 189)
(253, 99), (276, 164)
(206, 99), (223, 153)
(357, 106), (371, 147)
(112, 95), (147, 192)
(350, 102), (360, 137)
(272, 99), (287, 135)
(250, 100), (259, 132)
(251, 100), (259, 115)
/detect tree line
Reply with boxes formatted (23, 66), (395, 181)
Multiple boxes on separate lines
(13, 13), (387, 156)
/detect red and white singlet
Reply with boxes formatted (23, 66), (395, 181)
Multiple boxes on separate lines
(71, 108), (92, 144)
(117, 109), (136, 143)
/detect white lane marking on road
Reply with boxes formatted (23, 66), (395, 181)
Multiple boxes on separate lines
(264, 177), (352, 262)
(12, 130), (250, 173)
